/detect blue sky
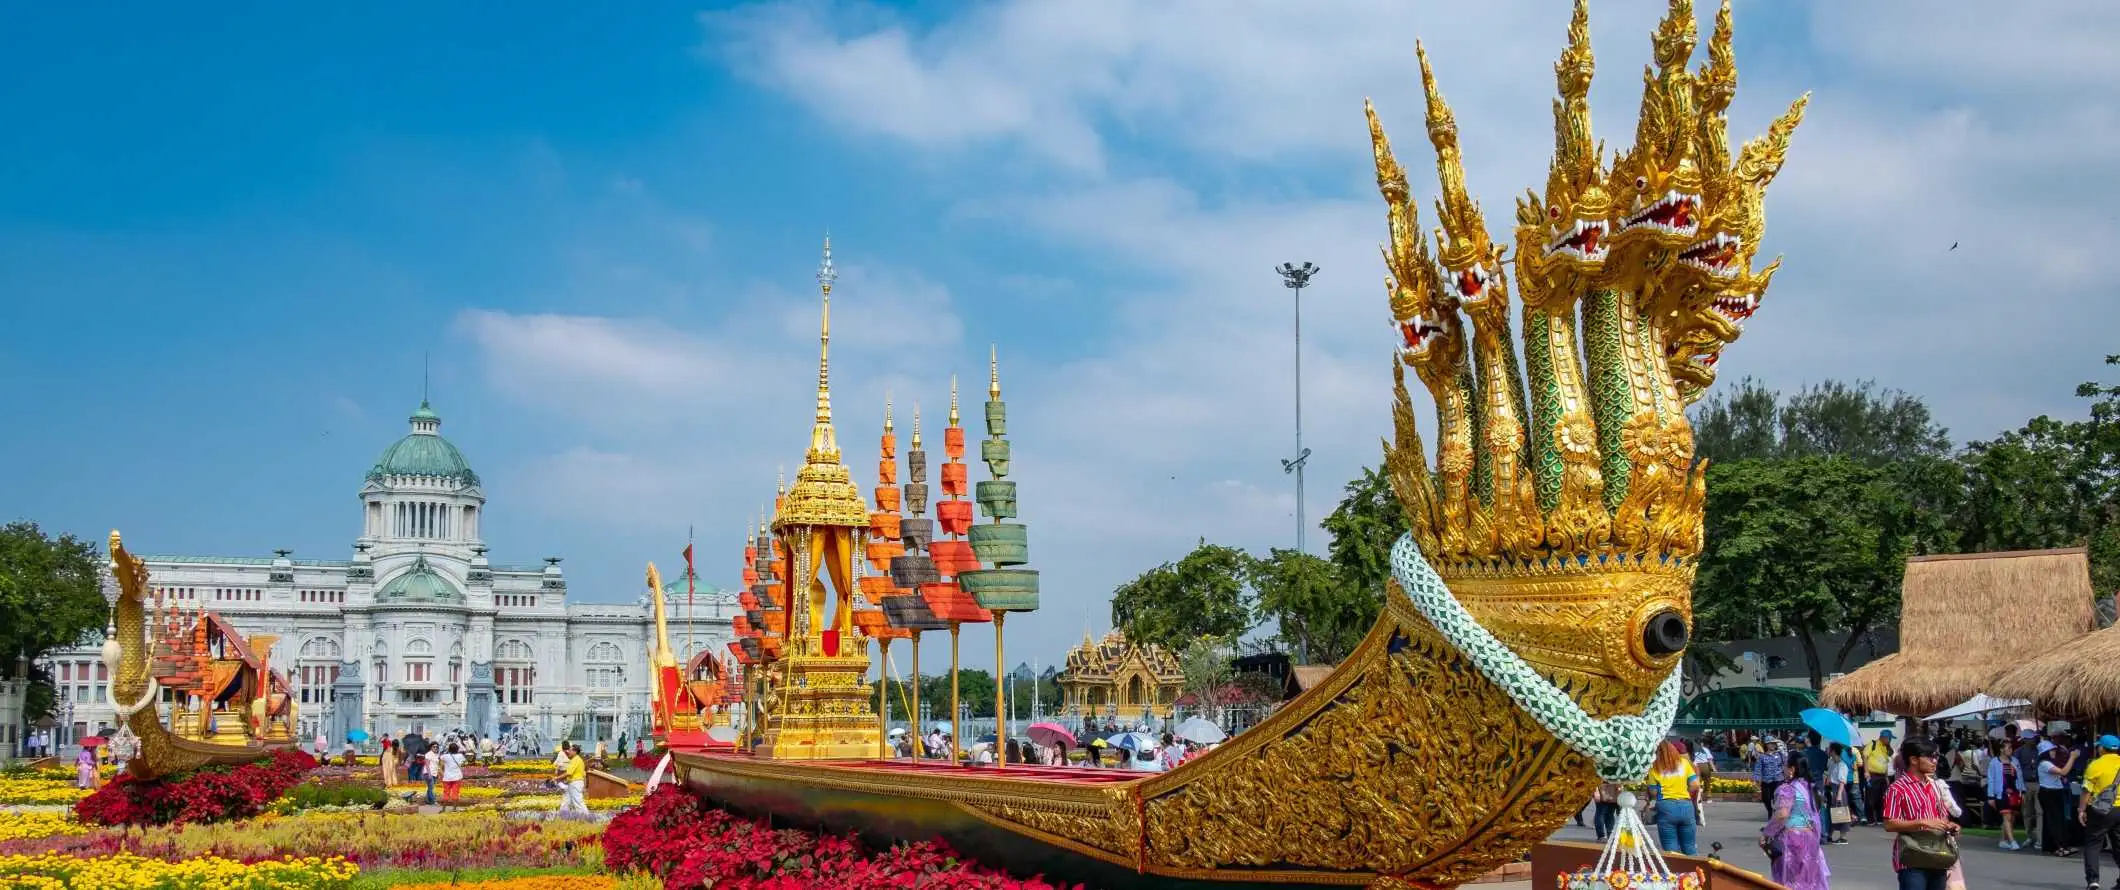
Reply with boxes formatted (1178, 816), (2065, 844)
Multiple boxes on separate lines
(3, 1), (2115, 667)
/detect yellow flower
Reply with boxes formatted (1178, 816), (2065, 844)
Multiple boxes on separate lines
(0, 811), (89, 842)
(0, 851), (359, 889)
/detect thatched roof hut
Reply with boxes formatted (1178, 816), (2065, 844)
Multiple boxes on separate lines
(1989, 610), (2120, 717)
(1819, 548), (2095, 717)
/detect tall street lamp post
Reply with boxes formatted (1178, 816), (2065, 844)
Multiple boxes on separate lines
(1275, 262), (1319, 554)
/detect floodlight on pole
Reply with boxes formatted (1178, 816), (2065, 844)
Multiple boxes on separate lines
(1274, 262), (1319, 554)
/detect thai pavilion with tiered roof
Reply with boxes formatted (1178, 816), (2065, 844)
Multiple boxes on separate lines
(1057, 631), (1184, 723)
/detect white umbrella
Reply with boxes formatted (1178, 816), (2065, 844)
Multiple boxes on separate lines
(1173, 716), (1227, 745)
(1924, 694), (2032, 722)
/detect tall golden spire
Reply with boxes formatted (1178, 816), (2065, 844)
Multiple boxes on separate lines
(911, 403), (922, 449)
(884, 390), (894, 433)
(810, 234), (840, 458)
(948, 375), (960, 427)
(774, 233), (871, 531)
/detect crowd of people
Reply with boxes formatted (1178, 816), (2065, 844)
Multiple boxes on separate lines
(889, 720), (1215, 772)
(1618, 723), (2120, 890)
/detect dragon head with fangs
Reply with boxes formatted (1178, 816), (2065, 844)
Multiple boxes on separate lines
(1515, 0), (1610, 305)
(1416, 44), (1514, 337)
(1607, 1), (1706, 270)
(1667, 258), (1777, 403)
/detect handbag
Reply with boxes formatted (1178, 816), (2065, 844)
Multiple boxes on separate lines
(1898, 829), (1959, 870)
(1830, 804), (1855, 825)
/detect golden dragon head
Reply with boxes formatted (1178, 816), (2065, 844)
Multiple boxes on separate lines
(1607, 0), (1705, 272)
(1662, 7), (1808, 406)
(1370, 99), (1466, 378)
(1417, 43), (1511, 332)
(1674, 1), (1806, 293)
(1668, 258), (1778, 402)
(1516, 0), (1612, 307)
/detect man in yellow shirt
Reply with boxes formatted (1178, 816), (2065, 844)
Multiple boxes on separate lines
(2078, 735), (2120, 888)
(556, 742), (590, 817)
(1861, 729), (1895, 826)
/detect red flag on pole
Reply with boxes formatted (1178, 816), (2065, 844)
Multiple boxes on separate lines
(683, 533), (696, 648)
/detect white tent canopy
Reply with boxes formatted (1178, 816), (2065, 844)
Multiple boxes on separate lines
(1924, 693), (2032, 722)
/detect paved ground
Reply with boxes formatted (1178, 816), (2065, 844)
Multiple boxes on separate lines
(1547, 803), (2092, 890)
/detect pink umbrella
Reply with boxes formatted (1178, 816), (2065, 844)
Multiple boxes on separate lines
(1026, 722), (1076, 748)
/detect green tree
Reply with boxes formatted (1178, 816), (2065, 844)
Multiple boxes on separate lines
(1109, 542), (1254, 654)
(910, 668), (997, 721)
(1176, 636), (1236, 703)
(1321, 466), (1406, 605)
(1696, 457), (1914, 689)
(1778, 379), (1951, 462)
(1956, 416), (2106, 553)
(1248, 548), (1374, 664)
(1690, 378), (1950, 465)
(1691, 377), (1783, 463)
(0, 522), (107, 720)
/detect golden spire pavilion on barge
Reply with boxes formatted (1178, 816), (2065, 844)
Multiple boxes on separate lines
(754, 235), (884, 760)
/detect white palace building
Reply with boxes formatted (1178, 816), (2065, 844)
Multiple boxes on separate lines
(42, 400), (735, 751)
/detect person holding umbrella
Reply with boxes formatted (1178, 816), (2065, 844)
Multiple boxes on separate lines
(1027, 722), (1075, 766)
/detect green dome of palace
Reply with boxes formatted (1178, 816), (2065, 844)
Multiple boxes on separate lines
(662, 569), (726, 601)
(377, 555), (463, 603)
(367, 401), (480, 485)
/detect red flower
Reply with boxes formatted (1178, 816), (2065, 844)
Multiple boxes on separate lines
(75, 749), (317, 827)
(604, 784), (1079, 889)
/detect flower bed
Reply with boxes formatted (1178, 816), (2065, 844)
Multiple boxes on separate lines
(0, 812), (88, 843)
(92, 810), (605, 871)
(384, 783), (507, 800)
(604, 784), (1078, 889)
(76, 749), (318, 827)
(393, 876), (661, 890)
(0, 775), (91, 805)
(1627, 777), (1759, 798)
(0, 850), (358, 888)
(496, 794), (642, 813)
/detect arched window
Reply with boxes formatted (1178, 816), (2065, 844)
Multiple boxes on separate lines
(296, 637), (342, 705)
(404, 637), (434, 683)
(586, 641), (625, 688)
(496, 638), (537, 705)
(1127, 676), (1146, 706)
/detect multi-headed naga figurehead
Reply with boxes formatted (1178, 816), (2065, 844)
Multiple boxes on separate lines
(1607, 0), (1705, 276)
(1516, 0), (1611, 298)
(1370, 0), (1808, 708)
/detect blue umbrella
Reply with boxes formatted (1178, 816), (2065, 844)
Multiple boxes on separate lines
(346, 729), (372, 743)
(1800, 708), (1857, 748)
(1110, 732), (1156, 752)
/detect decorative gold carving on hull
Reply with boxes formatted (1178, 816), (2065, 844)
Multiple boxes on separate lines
(1134, 587), (1600, 887)
(681, 570), (1653, 888)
